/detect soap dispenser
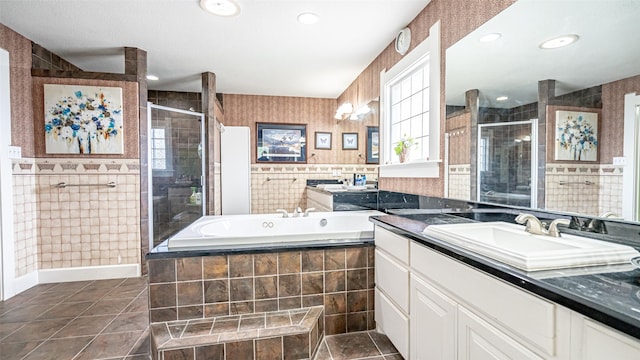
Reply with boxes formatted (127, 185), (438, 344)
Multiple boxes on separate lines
(189, 187), (197, 205)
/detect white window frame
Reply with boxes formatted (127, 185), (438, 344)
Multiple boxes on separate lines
(380, 21), (441, 178)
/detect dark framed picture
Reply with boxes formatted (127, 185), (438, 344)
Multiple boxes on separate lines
(366, 126), (379, 164)
(256, 123), (307, 163)
(314, 132), (332, 150)
(342, 132), (358, 150)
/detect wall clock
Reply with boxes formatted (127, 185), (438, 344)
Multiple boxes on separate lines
(395, 27), (411, 55)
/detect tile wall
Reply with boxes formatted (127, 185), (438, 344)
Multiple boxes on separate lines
(12, 159), (38, 277)
(147, 245), (375, 335)
(11, 158), (142, 270)
(545, 164), (623, 216)
(250, 164), (378, 214)
(447, 164), (471, 201)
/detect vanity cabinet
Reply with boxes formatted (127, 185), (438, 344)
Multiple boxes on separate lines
(306, 188), (333, 212)
(375, 227), (410, 358)
(374, 225), (640, 359)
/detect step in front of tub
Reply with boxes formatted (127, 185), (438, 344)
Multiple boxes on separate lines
(150, 306), (324, 360)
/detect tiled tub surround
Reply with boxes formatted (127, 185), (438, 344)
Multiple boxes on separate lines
(12, 159), (38, 278)
(447, 164), (470, 201)
(147, 247), (375, 332)
(147, 246), (375, 359)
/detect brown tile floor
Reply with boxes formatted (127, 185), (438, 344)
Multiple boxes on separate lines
(0, 278), (149, 360)
(0, 278), (403, 360)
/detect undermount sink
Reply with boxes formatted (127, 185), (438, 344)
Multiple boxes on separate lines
(423, 222), (640, 271)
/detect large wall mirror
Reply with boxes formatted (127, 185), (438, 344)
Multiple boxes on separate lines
(445, 0), (640, 222)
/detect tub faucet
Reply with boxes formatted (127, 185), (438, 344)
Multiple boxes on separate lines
(292, 207), (303, 217)
(515, 213), (547, 235)
(547, 218), (570, 237)
(303, 208), (316, 217)
(276, 209), (289, 218)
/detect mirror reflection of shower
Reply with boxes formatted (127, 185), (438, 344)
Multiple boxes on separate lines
(478, 119), (537, 208)
(148, 104), (206, 247)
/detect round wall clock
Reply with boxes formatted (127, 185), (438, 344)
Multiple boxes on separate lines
(395, 27), (411, 55)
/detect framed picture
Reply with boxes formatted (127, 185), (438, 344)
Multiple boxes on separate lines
(342, 133), (358, 150)
(256, 123), (307, 163)
(44, 84), (124, 154)
(314, 132), (332, 150)
(554, 110), (598, 161)
(366, 126), (379, 164)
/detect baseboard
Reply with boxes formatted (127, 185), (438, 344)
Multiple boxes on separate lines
(13, 271), (39, 295)
(38, 264), (141, 284)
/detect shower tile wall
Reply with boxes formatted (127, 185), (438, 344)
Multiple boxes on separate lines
(148, 90), (202, 112)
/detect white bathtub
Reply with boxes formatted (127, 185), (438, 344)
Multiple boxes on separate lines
(167, 210), (383, 250)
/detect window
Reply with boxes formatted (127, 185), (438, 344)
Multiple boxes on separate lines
(380, 22), (440, 178)
(151, 128), (171, 171)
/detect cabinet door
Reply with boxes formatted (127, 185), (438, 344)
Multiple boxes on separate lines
(458, 306), (543, 360)
(572, 317), (640, 360)
(410, 274), (457, 360)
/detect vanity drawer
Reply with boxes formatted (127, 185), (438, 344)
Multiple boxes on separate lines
(375, 226), (409, 264)
(376, 289), (409, 359)
(375, 249), (409, 313)
(410, 241), (557, 356)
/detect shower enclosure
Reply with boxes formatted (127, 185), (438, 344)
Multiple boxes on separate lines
(477, 120), (537, 208)
(148, 104), (205, 248)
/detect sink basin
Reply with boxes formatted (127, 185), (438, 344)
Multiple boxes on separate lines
(423, 222), (640, 271)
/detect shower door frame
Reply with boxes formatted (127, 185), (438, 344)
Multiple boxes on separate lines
(476, 119), (538, 209)
(147, 103), (206, 251)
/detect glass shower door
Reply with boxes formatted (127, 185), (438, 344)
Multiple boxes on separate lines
(148, 104), (205, 247)
(477, 120), (537, 208)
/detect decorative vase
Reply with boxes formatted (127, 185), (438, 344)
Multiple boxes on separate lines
(399, 148), (410, 163)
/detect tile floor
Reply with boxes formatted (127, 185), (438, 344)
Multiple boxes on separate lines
(0, 278), (403, 360)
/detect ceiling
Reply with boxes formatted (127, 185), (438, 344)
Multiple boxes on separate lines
(0, 0), (431, 98)
(446, 0), (640, 109)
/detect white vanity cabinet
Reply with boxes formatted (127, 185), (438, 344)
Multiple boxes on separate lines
(374, 226), (410, 358)
(375, 225), (640, 360)
(306, 188), (333, 212)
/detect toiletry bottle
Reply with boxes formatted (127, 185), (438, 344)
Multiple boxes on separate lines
(189, 187), (197, 205)
(195, 189), (202, 205)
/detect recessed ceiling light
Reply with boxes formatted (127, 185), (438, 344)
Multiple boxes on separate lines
(200, 0), (241, 17)
(297, 12), (319, 25)
(147, 75), (159, 81)
(496, 96), (508, 101)
(539, 34), (579, 49)
(480, 33), (501, 42)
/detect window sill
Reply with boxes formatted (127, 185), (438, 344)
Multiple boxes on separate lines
(379, 159), (441, 178)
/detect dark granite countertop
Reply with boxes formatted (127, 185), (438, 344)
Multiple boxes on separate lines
(305, 185), (378, 194)
(369, 213), (640, 340)
(146, 238), (374, 260)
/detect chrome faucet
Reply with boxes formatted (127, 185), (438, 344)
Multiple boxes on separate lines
(303, 208), (316, 217)
(276, 209), (289, 218)
(547, 218), (570, 237)
(515, 213), (547, 235)
(292, 207), (303, 217)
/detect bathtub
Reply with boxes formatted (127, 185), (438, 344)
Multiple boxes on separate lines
(167, 210), (384, 250)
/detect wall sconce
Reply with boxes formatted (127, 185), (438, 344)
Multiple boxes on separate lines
(334, 102), (353, 120)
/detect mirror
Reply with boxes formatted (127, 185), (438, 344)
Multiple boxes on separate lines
(445, 0), (640, 222)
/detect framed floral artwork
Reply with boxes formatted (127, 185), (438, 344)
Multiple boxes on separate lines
(554, 110), (598, 161)
(342, 132), (358, 150)
(314, 132), (332, 150)
(44, 84), (124, 154)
